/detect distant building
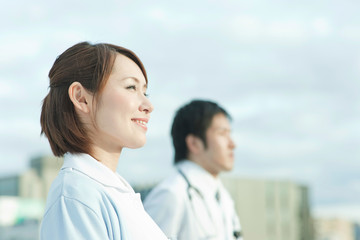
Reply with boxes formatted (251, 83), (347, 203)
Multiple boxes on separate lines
(0, 155), (62, 240)
(314, 218), (359, 240)
(221, 176), (314, 240)
(0, 155), (63, 201)
(355, 223), (360, 240)
(0, 175), (20, 196)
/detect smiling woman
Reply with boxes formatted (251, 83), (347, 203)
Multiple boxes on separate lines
(39, 42), (167, 239)
(91, 55), (153, 160)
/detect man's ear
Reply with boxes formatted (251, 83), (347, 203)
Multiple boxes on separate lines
(185, 134), (205, 155)
(68, 82), (92, 113)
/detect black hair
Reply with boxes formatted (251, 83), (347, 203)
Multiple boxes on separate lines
(171, 99), (231, 163)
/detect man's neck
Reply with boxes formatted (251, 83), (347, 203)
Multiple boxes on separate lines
(187, 156), (219, 178)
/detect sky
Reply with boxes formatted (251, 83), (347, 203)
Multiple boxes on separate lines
(0, 0), (359, 221)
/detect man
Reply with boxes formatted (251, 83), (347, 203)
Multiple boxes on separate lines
(144, 100), (243, 240)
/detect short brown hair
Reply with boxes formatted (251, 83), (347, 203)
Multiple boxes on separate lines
(40, 41), (147, 157)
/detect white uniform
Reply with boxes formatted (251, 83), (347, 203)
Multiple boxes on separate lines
(40, 153), (168, 240)
(144, 160), (243, 240)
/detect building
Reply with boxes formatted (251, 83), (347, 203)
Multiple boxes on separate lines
(314, 218), (360, 240)
(221, 176), (314, 240)
(0, 155), (63, 201)
(355, 223), (360, 240)
(0, 175), (20, 196)
(0, 155), (62, 240)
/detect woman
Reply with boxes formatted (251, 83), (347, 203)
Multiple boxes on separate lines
(40, 42), (168, 239)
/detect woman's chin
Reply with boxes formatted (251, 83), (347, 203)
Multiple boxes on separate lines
(125, 139), (146, 149)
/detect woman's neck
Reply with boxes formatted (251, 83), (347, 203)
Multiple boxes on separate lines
(90, 146), (122, 172)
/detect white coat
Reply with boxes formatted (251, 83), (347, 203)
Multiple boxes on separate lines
(144, 160), (243, 240)
(40, 153), (168, 240)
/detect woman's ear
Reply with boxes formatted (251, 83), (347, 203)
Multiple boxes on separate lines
(68, 82), (92, 113)
(185, 134), (205, 155)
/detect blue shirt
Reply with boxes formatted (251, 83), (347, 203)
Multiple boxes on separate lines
(40, 153), (167, 240)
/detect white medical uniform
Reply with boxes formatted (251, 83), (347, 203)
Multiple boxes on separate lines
(144, 160), (243, 240)
(40, 153), (168, 240)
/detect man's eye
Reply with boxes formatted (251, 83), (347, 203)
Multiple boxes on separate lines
(219, 130), (230, 136)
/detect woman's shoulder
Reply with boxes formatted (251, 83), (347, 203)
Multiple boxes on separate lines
(41, 169), (115, 240)
(45, 168), (109, 213)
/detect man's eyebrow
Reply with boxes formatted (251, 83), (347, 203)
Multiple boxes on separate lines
(215, 127), (231, 131)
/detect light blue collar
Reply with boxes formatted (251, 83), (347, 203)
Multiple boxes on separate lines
(62, 152), (134, 193)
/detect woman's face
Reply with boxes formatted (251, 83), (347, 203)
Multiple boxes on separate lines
(91, 53), (153, 152)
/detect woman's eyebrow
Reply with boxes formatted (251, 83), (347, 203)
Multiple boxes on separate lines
(122, 76), (148, 89)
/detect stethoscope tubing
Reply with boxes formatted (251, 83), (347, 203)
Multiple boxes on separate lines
(177, 168), (242, 240)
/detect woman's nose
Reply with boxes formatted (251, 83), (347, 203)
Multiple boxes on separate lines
(139, 96), (154, 114)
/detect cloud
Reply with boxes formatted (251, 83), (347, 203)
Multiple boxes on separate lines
(340, 25), (360, 41)
(312, 17), (333, 36)
(226, 15), (309, 44)
(0, 80), (17, 99)
(0, 35), (42, 66)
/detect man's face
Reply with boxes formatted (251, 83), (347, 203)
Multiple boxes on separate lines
(200, 113), (236, 177)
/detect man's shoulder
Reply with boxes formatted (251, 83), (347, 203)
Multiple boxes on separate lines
(156, 171), (189, 192)
(218, 180), (237, 205)
(144, 171), (189, 204)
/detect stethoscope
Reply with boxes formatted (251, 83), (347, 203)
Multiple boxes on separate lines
(177, 169), (242, 240)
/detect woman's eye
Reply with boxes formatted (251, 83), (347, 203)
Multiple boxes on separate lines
(126, 85), (149, 97)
